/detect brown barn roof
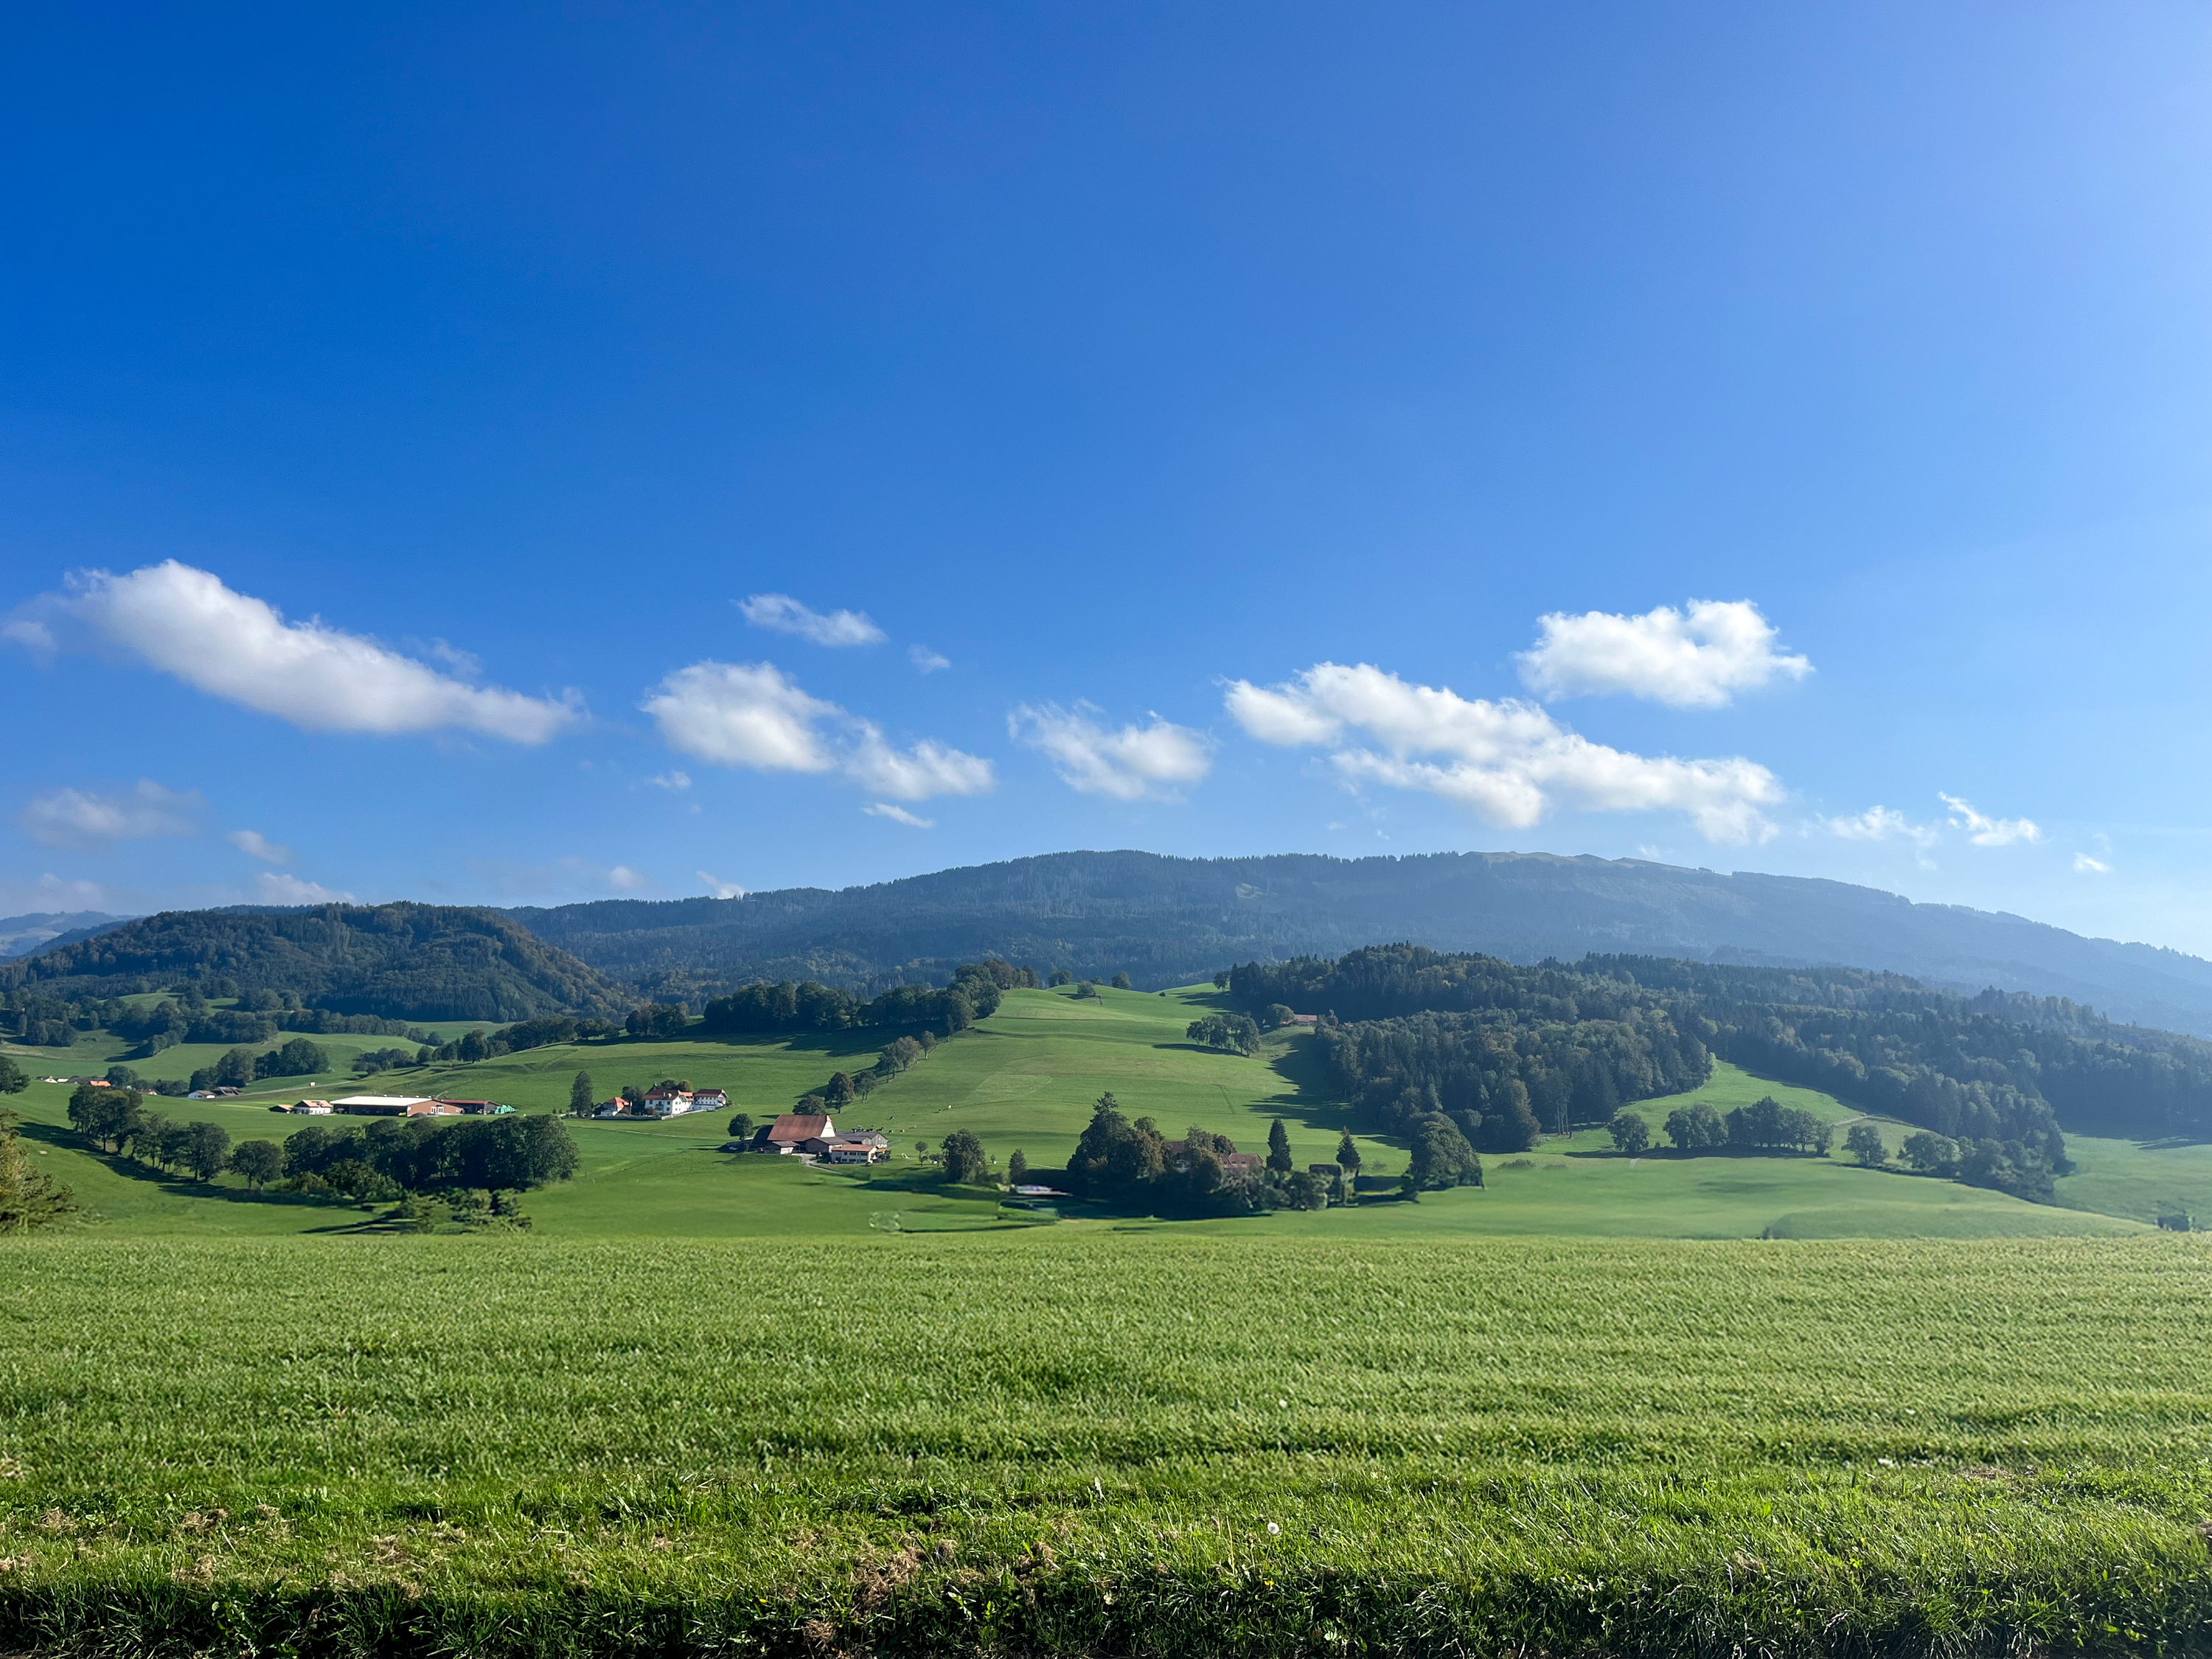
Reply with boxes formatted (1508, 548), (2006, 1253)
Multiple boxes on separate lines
(765, 1113), (832, 1144)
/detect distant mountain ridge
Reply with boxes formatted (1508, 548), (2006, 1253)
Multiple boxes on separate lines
(507, 850), (2212, 1036)
(0, 910), (134, 961)
(5, 902), (627, 1022)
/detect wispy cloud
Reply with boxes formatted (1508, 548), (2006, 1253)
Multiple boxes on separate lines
(1225, 662), (1782, 843)
(643, 661), (993, 801)
(1940, 793), (2043, 847)
(1517, 599), (1810, 709)
(21, 781), (201, 851)
(698, 871), (747, 899)
(2074, 852), (2110, 873)
(21, 561), (580, 742)
(647, 771), (692, 791)
(863, 801), (935, 828)
(227, 828), (293, 864)
(1819, 805), (1940, 849)
(608, 865), (649, 891)
(257, 872), (355, 905)
(909, 644), (951, 674)
(1009, 703), (1214, 801)
(737, 593), (886, 647)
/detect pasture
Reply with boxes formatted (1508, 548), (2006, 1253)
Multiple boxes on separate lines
(3, 1234), (2211, 1656)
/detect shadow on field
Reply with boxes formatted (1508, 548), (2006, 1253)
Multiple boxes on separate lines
(14, 1118), (371, 1215)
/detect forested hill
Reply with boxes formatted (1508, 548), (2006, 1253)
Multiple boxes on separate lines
(1232, 944), (2212, 1152)
(507, 849), (2212, 1034)
(3, 904), (627, 1022)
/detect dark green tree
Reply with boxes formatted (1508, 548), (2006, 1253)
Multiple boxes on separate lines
(941, 1129), (988, 1183)
(214, 1046), (257, 1088)
(569, 1071), (594, 1116)
(458, 1029), (490, 1062)
(1408, 1116), (1482, 1189)
(1048, 970), (1073, 987)
(1111, 973), (1132, 990)
(1902, 1131), (1958, 1175)
(105, 1063), (143, 1091)
(182, 1121), (232, 1183)
(229, 1138), (283, 1192)
(0, 1109), (75, 1232)
(1606, 1110), (1652, 1155)
(1007, 1149), (1029, 1184)
(1664, 1102), (1728, 1151)
(1267, 1117), (1294, 1173)
(1335, 1129), (1363, 1174)
(1844, 1123), (1888, 1166)
(67, 1084), (143, 1152)
(728, 1113), (754, 1141)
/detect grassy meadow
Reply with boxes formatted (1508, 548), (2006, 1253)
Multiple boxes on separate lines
(4, 1234), (2212, 1657)
(9, 982), (2212, 1652)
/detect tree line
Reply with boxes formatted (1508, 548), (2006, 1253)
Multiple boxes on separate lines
(63, 1080), (577, 1201)
(1231, 945), (2086, 1201)
(698, 959), (1034, 1037)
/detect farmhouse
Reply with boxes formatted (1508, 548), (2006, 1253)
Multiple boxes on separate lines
(756, 1113), (832, 1153)
(1289, 1013), (1320, 1026)
(691, 1088), (729, 1110)
(641, 1086), (693, 1116)
(1220, 1152), (1266, 1178)
(285, 1099), (335, 1115)
(331, 1095), (457, 1117)
(813, 1129), (889, 1162)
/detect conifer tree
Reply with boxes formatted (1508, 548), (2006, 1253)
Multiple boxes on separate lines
(1267, 1117), (1293, 1173)
(569, 1071), (594, 1116)
(1335, 1130), (1362, 1174)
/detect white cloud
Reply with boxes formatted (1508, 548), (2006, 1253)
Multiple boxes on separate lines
(642, 662), (841, 773)
(643, 660), (993, 800)
(910, 644), (951, 673)
(608, 865), (649, 891)
(863, 801), (936, 828)
(737, 593), (886, 647)
(2075, 852), (2110, 873)
(1939, 793), (2043, 847)
(21, 781), (201, 851)
(228, 828), (293, 865)
(1009, 703), (1215, 801)
(647, 770), (692, 792)
(0, 873), (116, 913)
(1224, 661), (1784, 843)
(1820, 805), (1939, 849)
(257, 872), (355, 905)
(846, 732), (995, 801)
(1, 618), (56, 659)
(698, 871), (747, 899)
(1517, 599), (1811, 709)
(48, 561), (578, 742)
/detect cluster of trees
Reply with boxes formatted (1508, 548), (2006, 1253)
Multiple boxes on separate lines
(1232, 946), (2087, 1202)
(1312, 1001), (1709, 1152)
(66, 1083), (253, 1183)
(1835, 1121), (2060, 1202)
(1061, 1095), (1363, 1217)
(277, 1114), (579, 1199)
(1606, 1096), (1833, 1156)
(700, 960), (1032, 1037)
(179, 1037), (332, 1092)
(1186, 1012), (1262, 1055)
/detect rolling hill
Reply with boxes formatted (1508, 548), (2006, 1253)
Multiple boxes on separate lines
(4, 902), (627, 1022)
(507, 849), (2212, 1033)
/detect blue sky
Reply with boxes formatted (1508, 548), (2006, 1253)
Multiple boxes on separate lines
(7, 3), (2212, 950)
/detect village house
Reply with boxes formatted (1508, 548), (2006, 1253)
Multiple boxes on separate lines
(755, 1112), (832, 1154)
(284, 1099), (335, 1115)
(690, 1087), (729, 1110)
(812, 1128), (889, 1162)
(1289, 1012), (1320, 1026)
(640, 1085), (693, 1116)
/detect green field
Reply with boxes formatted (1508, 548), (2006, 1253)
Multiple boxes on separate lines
(3, 1234), (2211, 1656)
(10, 982), (2212, 1652)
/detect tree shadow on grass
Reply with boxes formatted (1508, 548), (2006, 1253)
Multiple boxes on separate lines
(15, 1119), (370, 1214)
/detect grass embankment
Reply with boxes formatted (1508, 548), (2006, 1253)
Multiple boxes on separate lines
(2, 1235), (2209, 1657)
(1, 987), (2162, 1239)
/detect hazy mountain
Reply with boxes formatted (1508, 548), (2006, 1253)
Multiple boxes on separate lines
(0, 911), (133, 961)
(7, 902), (627, 1022)
(509, 849), (2212, 1035)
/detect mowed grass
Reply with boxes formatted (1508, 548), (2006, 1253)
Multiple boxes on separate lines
(3, 1234), (2211, 1657)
